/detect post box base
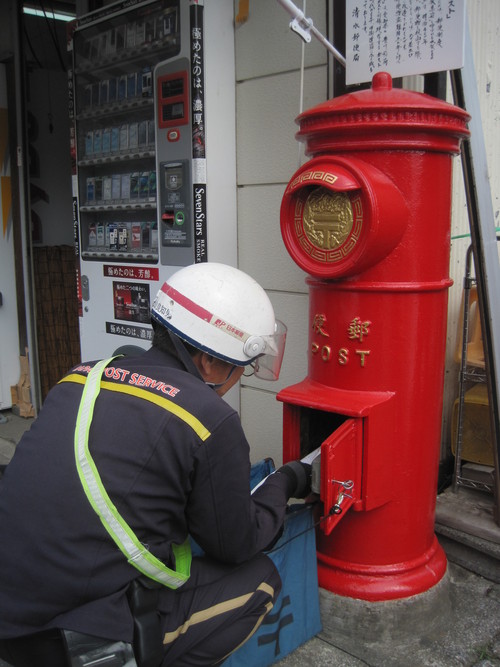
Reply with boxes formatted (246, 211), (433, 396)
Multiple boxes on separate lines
(317, 535), (447, 601)
(317, 565), (453, 666)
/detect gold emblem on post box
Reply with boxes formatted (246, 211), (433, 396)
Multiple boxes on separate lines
(303, 189), (353, 250)
(294, 186), (363, 264)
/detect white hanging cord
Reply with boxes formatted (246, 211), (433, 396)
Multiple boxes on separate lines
(298, 0), (306, 167)
(278, 0), (346, 167)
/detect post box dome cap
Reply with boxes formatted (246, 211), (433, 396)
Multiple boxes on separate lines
(295, 71), (470, 155)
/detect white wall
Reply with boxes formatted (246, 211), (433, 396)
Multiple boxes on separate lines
(234, 0), (500, 466)
(235, 0), (328, 466)
(204, 0), (238, 267)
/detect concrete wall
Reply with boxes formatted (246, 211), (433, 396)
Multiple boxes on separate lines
(234, 0), (500, 466)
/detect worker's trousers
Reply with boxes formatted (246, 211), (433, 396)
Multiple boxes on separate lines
(0, 553), (280, 667)
(160, 552), (281, 666)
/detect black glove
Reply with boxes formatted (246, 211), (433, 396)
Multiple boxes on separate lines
(277, 461), (312, 499)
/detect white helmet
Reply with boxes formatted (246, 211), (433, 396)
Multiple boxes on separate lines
(151, 263), (287, 380)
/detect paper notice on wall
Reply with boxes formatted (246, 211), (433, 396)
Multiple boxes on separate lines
(345, 0), (466, 85)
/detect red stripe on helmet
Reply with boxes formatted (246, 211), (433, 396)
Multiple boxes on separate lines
(161, 282), (213, 323)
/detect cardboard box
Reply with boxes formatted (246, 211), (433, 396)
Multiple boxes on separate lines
(451, 383), (493, 466)
(10, 349), (35, 418)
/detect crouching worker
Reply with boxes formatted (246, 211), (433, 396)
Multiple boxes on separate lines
(0, 263), (311, 667)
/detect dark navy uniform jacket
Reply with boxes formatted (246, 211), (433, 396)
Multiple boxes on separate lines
(0, 347), (289, 641)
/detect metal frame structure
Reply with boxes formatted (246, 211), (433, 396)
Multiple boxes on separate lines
(450, 23), (500, 524)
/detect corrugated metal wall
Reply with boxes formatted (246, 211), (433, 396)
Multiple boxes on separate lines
(234, 0), (499, 467)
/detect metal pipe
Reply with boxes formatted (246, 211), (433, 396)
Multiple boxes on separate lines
(276, 0), (346, 67)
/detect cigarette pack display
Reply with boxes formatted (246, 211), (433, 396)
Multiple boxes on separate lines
(129, 122), (138, 149)
(84, 85), (92, 109)
(145, 19), (156, 43)
(111, 127), (119, 152)
(139, 172), (150, 199)
(118, 75), (127, 101)
(141, 222), (150, 249)
(151, 221), (158, 250)
(141, 67), (152, 96)
(148, 171), (156, 199)
(85, 131), (93, 156)
(131, 223), (142, 249)
(127, 72), (137, 99)
(126, 22), (136, 48)
(138, 120), (148, 146)
(121, 173), (131, 200)
(162, 7), (178, 37)
(92, 82), (100, 107)
(94, 177), (103, 201)
(109, 223), (118, 250)
(86, 177), (95, 203)
(102, 128), (111, 153)
(108, 77), (117, 102)
(115, 24), (125, 50)
(103, 176), (112, 201)
(118, 225), (128, 251)
(106, 29), (116, 56)
(119, 124), (128, 151)
(100, 79), (109, 105)
(148, 119), (155, 146)
(96, 223), (105, 246)
(136, 21), (145, 45)
(72, 0), (184, 299)
(93, 128), (102, 154)
(99, 32), (108, 58)
(89, 36), (99, 60)
(83, 38), (92, 61)
(111, 174), (121, 200)
(130, 172), (140, 199)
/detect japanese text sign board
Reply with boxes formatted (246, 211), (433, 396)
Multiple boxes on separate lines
(346, 0), (466, 86)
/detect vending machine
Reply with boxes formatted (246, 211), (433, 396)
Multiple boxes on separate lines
(69, 0), (236, 360)
(0, 63), (21, 410)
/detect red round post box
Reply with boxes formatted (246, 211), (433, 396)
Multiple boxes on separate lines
(278, 73), (470, 601)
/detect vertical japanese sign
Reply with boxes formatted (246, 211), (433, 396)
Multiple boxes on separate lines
(190, 0), (208, 263)
(346, 0), (466, 85)
(67, 19), (81, 318)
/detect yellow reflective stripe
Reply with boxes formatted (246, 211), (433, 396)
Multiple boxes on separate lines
(73, 358), (192, 589)
(61, 373), (211, 442)
(162, 582), (276, 645)
(220, 600), (274, 661)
